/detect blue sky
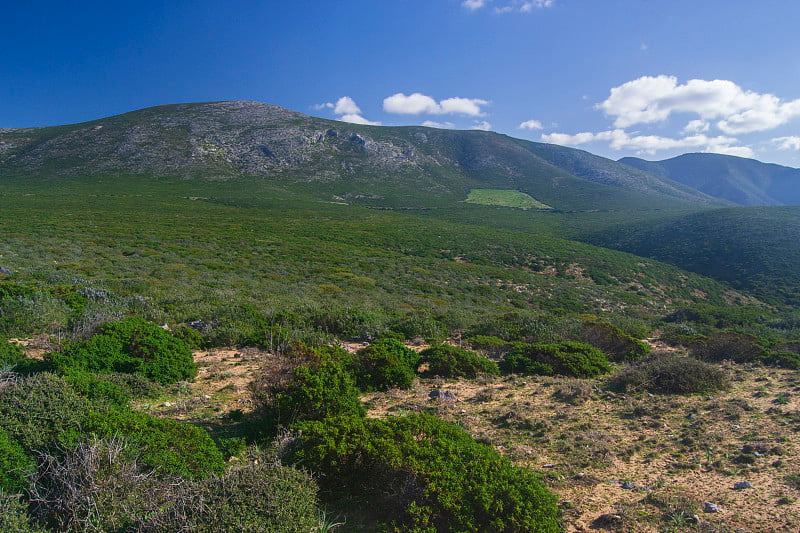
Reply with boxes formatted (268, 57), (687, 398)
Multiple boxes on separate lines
(3, 1), (800, 166)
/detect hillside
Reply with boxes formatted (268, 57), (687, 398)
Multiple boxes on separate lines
(587, 206), (800, 306)
(619, 153), (800, 206)
(0, 101), (724, 211)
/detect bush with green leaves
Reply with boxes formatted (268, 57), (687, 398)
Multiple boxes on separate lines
(419, 344), (499, 378)
(48, 317), (196, 384)
(467, 335), (513, 359)
(292, 413), (561, 532)
(250, 343), (365, 430)
(0, 493), (46, 533)
(135, 462), (321, 533)
(0, 429), (33, 493)
(580, 321), (650, 362)
(500, 341), (611, 378)
(87, 410), (225, 480)
(608, 354), (729, 394)
(0, 340), (25, 368)
(689, 331), (767, 363)
(63, 371), (132, 408)
(0, 373), (99, 453)
(27, 436), (182, 533)
(354, 337), (420, 390)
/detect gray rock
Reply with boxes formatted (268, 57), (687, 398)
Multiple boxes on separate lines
(620, 481), (636, 490)
(734, 481), (753, 490)
(704, 502), (723, 513)
(429, 389), (457, 401)
(0, 267), (11, 275)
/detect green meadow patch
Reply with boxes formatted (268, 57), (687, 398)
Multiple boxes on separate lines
(465, 189), (552, 210)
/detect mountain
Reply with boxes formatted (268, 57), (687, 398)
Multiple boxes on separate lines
(619, 152), (800, 206)
(0, 101), (725, 211)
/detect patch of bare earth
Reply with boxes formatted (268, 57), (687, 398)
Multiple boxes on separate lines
(364, 358), (800, 533)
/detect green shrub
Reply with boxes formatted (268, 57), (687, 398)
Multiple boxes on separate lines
(0, 340), (25, 367)
(0, 430), (33, 493)
(762, 350), (800, 369)
(0, 493), (45, 533)
(0, 374), (98, 452)
(580, 321), (650, 362)
(293, 413), (561, 532)
(500, 341), (611, 378)
(48, 317), (196, 384)
(354, 337), (420, 390)
(419, 344), (499, 378)
(87, 410), (225, 479)
(171, 324), (206, 350)
(135, 462), (321, 533)
(63, 371), (131, 408)
(467, 335), (513, 359)
(690, 331), (767, 363)
(251, 344), (365, 430)
(608, 354), (729, 394)
(27, 437), (182, 533)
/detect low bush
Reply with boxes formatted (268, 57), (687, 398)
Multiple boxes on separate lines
(467, 335), (513, 359)
(354, 337), (420, 390)
(292, 413), (561, 532)
(0, 493), (45, 533)
(419, 344), (499, 378)
(48, 317), (196, 384)
(250, 343), (365, 430)
(689, 331), (767, 363)
(0, 429), (32, 493)
(87, 410), (225, 479)
(135, 462), (321, 533)
(608, 354), (729, 394)
(0, 373), (98, 452)
(500, 341), (611, 378)
(28, 437), (182, 533)
(63, 371), (132, 408)
(580, 321), (650, 362)
(171, 324), (206, 350)
(0, 340), (25, 368)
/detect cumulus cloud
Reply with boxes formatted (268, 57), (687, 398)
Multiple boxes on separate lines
(597, 75), (800, 134)
(315, 96), (380, 125)
(422, 120), (455, 129)
(462, 0), (552, 12)
(682, 119), (709, 134)
(333, 96), (362, 116)
(773, 136), (800, 151)
(383, 93), (488, 116)
(471, 121), (492, 131)
(519, 119), (543, 130)
(339, 114), (381, 126)
(541, 129), (753, 158)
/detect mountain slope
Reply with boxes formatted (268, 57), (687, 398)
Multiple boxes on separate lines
(0, 101), (724, 211)
(619, 153), (800, 206)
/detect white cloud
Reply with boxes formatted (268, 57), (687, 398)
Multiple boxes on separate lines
(383, 93), (488, 116)
(519, 119), (543, 130)
(462, 0), (487, 10)
(682, 119), (710, 134)
(312, 102), (334, 111)
(333, 96), (361, 116)
(597, 75), (800, 134)
(471, 121), (492, 131)
(422, 120), (455, 129)
(542, 129), (753, 158)
(339, 114), (381, 126)
(462, 0), (552, 12)
(773, 136), (800, 151)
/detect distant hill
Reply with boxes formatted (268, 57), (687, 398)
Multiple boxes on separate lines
(587, 206), (800, 306)
(619, 153), (800, 206)
(0, 101), (725, 211)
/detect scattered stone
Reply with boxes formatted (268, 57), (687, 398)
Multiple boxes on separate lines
(620, 481), (636, 490)
(704, 502), (723, 513)
(734, 481), (754, 490)
(429, 389), (457, 401)
(202, 394), (211, 400)
(163, 402), (172, 407)
(543, 463), (556, 468)
(0, 267), (11, 275)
